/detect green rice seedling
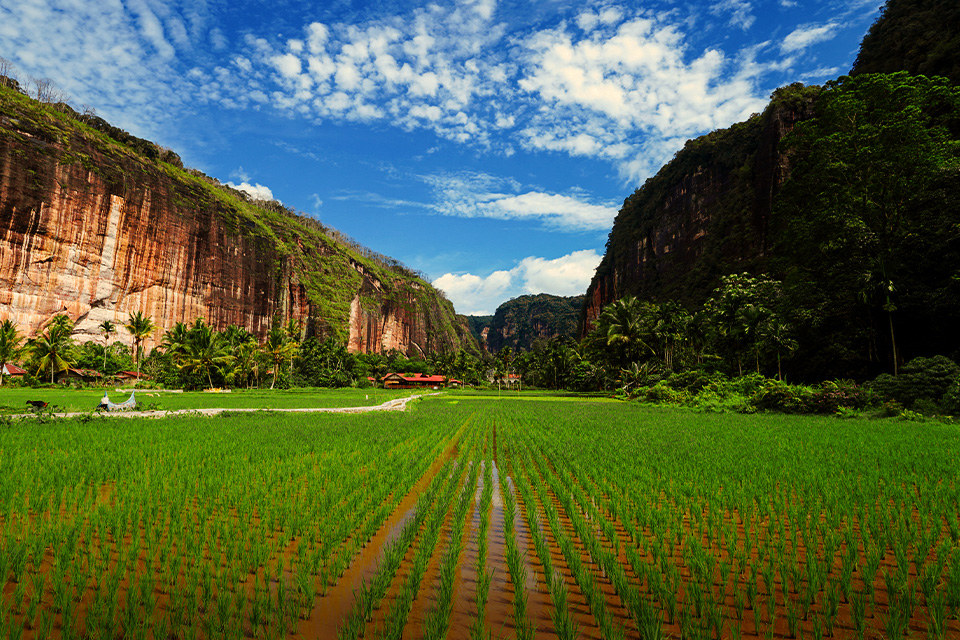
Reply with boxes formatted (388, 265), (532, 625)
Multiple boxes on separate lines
(811, 610), (824, 640)
(882, 604), (904, 640)
(851, 589), (866, 640)
(786, 600), (800, 638)
(734, 587), (746, 621)
(731, 619), (742, 640)
(926, 587), (947, 640)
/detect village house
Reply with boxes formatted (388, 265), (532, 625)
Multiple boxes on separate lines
(1, 363), (26, 381)
(381, 372), (462, 389)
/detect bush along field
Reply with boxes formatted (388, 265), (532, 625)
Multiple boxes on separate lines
(616, 355), (960, 421)
(0, 396), (959, 639)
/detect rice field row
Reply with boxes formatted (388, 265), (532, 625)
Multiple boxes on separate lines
(1, 396), (959, 639)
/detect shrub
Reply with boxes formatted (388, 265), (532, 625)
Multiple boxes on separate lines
(751, 379), (814, 413)
(870, 356), (960, 409)
(638, 381), (688, 405)
(941, 377), (960, 415)
(665, 370), (729, 393)
(807, 380), (873, 414)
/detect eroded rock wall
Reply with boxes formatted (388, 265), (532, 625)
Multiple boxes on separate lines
(580, 89), (817, 335)
(0, 90), (474, 356)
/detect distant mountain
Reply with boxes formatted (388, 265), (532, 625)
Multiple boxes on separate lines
(852, 0), (960, 84)
(0, 80), (478, 356)
(469, 294), (585, 353)
(580, 1), (960, 379)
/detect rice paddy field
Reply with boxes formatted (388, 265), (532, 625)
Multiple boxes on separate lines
(0, 388), (418, 415)
(0, 394), (959, 640)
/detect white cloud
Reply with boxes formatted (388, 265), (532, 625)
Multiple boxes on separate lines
(517, 15), (770, 178)
(420, 172), (619, 232)
(227, 181), (276, 201)
(0, 0), (217, 142)
(780, 23), (839, 54)
(710, 0), (756, 30)
(433, 249), (602, 315)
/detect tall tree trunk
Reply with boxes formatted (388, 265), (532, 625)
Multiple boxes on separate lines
(889, 312), (899, 376)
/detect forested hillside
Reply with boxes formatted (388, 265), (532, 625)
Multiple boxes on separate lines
(469, 294), (585, 353)
(580, 0), (960, 380)
(852, 0), (960, 83)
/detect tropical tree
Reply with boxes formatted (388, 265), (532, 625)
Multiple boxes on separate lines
(586, 296), (656, 370)
(29, 315), (76, 383)
(652, 301), (691, 370)
(179, 321), (234, 389)
(125, 311), (155, 379)
(264, 326), (296, 389)
(775, 72), (960, 375)
(703, 274), (784, 376)
(283, 318), (303, 377)
(0, 319), (23, 386)
(98, 319), (116, 373)
(161, 322), (190, 363)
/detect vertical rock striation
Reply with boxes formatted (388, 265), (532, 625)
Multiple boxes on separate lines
(0, 85), (476, 355)
(580, 86), (818, 336)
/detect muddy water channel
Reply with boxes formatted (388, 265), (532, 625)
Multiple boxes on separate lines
(3, 398), (960, 640)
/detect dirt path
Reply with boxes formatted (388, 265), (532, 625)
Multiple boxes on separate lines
(9, 393), (440, 419)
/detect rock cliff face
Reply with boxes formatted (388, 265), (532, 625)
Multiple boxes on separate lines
(480, 294), (585, 353)
(580, 86), (818, 336)
(0, 85), (475, 355)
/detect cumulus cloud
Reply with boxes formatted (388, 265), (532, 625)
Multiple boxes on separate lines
(421, 172), (619, 232)
(227, 181), (276, 201)
(710, 0), (756, 30)
(433, 249), (602, 315)
(780, 23), (839, 54)
(516, 15), (771, 177)
(214, 3), (783, 181)
(0, 0), (217, 140)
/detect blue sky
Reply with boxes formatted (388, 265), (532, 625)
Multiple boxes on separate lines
(0, 0), (883, 314)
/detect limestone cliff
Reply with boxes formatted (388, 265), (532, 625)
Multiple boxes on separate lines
(0, 84), (476, 355)
(580, 85), (818, 336)
(473, 294), (585, 353)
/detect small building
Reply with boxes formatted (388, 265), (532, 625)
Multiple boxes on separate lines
(56, 368), (103, 384)
(1, 363), (26, 380)
(382, 372), (459, 390)
(116, 371), (150, 382)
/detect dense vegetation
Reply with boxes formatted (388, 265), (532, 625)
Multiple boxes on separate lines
(586, 71), (959, 382)
(852, 0), (960, 84)
(1, 398), (958, 638)
(469, 293), (585, 353)
(773, 72), (960, 380)
(0, 314), (491, 391)
(0, 75), (472, 353)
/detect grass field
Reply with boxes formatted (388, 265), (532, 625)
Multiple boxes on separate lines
(0, 394), (958, 639)
(0, 387), (419, 414)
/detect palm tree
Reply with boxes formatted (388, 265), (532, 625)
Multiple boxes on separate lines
(590, 296), (656, 370)
(264, 327), (296, 389)
(125, 311), (155, 380)
(283, 318), (303, 377)
(179, 322), (234, 389)
(98, 319), (116, 373)
(0, 319), (23, 386)
(161, 321), (190, 364)
(30, 319), (76, 383)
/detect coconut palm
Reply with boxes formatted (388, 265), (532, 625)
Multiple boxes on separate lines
(98, 319), (116, 373)
(161, 321), (190, 364)
(589, 296), (656, 370)
(125, 311), (155, 379)
(264, 326), (296, 389)
(30, 318), (76, 383)
(179, 322), (234, 389)
(0, 319), (23, 386)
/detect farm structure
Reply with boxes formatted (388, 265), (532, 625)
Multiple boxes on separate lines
(0, 397), (958, 640)
(381, 372), (462, 389)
